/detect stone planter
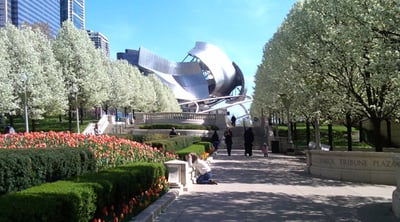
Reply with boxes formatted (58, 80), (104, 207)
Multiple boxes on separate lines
(392, 154), (400, 218)
(306, 150), (398, 185)
(164, 160), (194, 192)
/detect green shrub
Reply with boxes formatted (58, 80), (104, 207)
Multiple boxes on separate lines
(176, 143), (209, 159)
(197, 141), (212, 153)
(0, 148), (96, 194)
(139, 123), (218, 130)
(146, 136), (200, 152)
(0, 162), (166, 222)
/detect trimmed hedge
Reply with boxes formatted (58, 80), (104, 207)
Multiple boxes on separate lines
(0, 162), (166, 222)
(176, 142), (211, 159)
(0, 147), (96, 194)
(139, 123), (218, 130)
(146, 135), (201, 152)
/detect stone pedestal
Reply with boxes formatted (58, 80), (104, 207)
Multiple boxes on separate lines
(165, 160), (194, 192)
(392, 155), (400, 218)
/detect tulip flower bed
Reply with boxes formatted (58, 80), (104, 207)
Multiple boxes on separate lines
(0, 131), (177, 170)
(0, 131), (178, 221)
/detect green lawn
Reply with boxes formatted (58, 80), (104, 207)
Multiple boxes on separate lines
(274, 122), (373, 149)
(2, 114), (97, 133)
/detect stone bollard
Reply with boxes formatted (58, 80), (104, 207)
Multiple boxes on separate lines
(165, 160), (194, 192)
(392, 154), (400, 218)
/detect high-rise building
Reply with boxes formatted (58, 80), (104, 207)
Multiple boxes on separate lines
(60, 0), (84, 29)
(0, 0), (60, 36)
(87, 30), (109, 57)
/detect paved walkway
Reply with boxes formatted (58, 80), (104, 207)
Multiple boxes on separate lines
(135, 149), (397, 222)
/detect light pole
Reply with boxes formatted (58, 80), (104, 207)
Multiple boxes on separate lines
(21, 73), (29, 132)
(73, 84), (80, 133)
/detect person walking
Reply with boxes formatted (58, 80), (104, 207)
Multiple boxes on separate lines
(94, 123), (99, 135)
(244, 127), (254, 156)
(210, 130), (220, 156)
(231, 115), (237, 127)
(261, 142), (269, 157)
(224, 127), (233, 156)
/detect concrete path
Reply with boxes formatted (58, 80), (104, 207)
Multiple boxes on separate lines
(136, 149), (397, 222)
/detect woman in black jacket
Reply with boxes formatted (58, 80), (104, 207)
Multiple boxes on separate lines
(244, 127), (254, 156)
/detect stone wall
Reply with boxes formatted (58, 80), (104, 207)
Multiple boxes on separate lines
(305, 150), (398, 185)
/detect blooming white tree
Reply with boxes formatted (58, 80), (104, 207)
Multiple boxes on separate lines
(3, 24), (67, 130)
(252, 0), (400, 151)
(53, 21), (111, 130)
(0, 28), (16, 117)
(148, 74), (181, 112)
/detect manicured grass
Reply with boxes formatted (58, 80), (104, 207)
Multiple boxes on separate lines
(2, 115), (96, 133)
(273, 122), (373, 149)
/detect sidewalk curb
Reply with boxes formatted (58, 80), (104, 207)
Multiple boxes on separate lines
(130, 189), (180, 222)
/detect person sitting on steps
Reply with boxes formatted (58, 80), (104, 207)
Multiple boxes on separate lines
(169, 127), (178, 137)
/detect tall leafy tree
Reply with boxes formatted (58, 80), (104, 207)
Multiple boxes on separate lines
(53, 21), (110, 131)
(252, 0), (400, 151)
(148, 74), (181, 112)
(3, 24), (67, 130)
(0, 28), (15, 113)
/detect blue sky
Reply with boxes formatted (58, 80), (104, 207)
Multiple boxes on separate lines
(85, 0), (297, 117)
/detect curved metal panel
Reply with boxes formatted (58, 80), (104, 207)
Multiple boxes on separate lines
(188, 42), (237, 96)
(117, 42), (247, 110)
(137, 47), (209, 100)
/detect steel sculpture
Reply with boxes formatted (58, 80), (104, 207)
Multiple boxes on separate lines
(117, 41), (247, 112)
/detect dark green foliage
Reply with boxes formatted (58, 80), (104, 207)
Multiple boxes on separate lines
(176, 142), (210, 159)
(146, 135), (201, 152)
(197, 141), (212, 153)
(139, 123), (218, 130)
(0, 148), (96, 194)
(0, 181), (97, 222)
(0, 162), (165, 222)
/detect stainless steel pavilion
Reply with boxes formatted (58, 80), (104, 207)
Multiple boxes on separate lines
(117, 41), (248, 113)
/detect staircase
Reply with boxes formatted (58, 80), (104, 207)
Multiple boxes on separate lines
(229, 126), (265, 150)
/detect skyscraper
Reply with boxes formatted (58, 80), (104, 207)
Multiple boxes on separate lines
(87, 30), (109, 57)
(60, 0), (85, 30)
(0, 0), (60, 36)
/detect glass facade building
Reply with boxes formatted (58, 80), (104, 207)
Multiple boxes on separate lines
(60, 0), (84, 29)
(0, 0), (12, 26)
(87, 30), (109, 57)
(0, 0), (60, 36)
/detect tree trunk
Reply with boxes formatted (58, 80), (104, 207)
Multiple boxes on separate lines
(105, 105), (109, 114)
(293, 122), (297, 140)
(68, 104), (72, 132)
(346, 113), (352, 151)
(8, 114), (13, 127)
(314, 112), (320, 149)
(386, 119), (391, 147)
(31, 119), (36, 132)
(80, 107), (83, 125)
(306, 119), (310, 146)
(328, 123), (333, 151)
(372, 118), (383, 152)
(359, 121), (364, 142)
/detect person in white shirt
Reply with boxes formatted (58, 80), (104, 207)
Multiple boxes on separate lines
(186, 153), (217, 185)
